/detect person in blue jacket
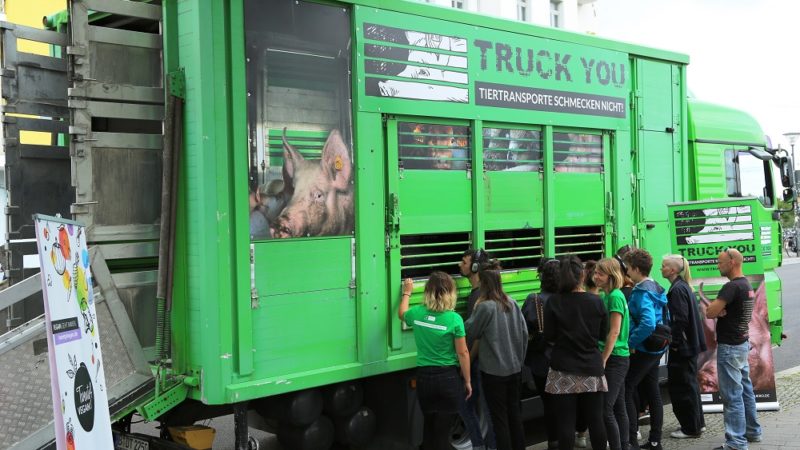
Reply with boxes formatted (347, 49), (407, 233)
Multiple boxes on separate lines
(623, 248), (668, 450)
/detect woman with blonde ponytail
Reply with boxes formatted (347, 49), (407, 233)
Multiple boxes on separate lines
(660, 255), (707, 439)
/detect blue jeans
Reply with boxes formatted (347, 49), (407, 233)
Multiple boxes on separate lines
(458, 364), (497, 449)
(717, 342), (762, 450)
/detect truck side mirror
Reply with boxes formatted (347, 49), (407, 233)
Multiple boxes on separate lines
(777, 156), (795, 189)
(784, 187), (795, 202)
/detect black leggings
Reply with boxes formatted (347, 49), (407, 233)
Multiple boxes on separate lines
(550, 392), (607, 450)
(604, 355), (630, 450)
(482, 372), (525, 450)
(533, 374), (558, 444)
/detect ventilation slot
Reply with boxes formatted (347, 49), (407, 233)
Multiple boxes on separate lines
(484, 229), (543, 270)
(400, 232), (471, 279)
(555, 226), (604, 262)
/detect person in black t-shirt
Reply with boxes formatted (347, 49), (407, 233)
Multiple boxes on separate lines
(543, 255), (608, 450)
(701, 248), (762, 450)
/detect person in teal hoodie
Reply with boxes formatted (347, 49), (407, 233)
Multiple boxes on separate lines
(623, 248), (668, 450)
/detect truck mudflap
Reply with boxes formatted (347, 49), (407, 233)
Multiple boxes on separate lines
(0, 248), (154, 449)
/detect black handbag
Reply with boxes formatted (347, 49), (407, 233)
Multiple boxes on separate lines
(643, 304), (672, 352)
(521, 294), (546, 352)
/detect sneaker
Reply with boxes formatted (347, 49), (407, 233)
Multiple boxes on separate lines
(712, 446), (739, 450)
(746, 434), (762, 443)
(639, 442), (662, 450)
(670, 430), (700, 439)
(673, 426), (706, 433)
(575, 432), (588, 448)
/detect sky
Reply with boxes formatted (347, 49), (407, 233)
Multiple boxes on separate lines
(592, 0), (800, 165)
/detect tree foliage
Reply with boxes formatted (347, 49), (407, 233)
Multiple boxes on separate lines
(777, 199), (797, 229)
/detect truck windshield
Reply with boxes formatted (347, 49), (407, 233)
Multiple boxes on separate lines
(729, 150), (772, 206)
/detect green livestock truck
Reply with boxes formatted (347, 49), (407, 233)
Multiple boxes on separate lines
(0, 0), (794, 449)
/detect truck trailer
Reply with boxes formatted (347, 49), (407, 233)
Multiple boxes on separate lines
(0, 0), (793, 449)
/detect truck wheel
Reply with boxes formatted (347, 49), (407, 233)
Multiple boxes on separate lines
(449, 400), (491, 450)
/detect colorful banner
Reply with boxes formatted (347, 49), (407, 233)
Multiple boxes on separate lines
(34, 215), (113, 450)
(697, 281), (779, 411)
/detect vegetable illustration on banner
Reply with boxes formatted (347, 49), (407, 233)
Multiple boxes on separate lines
(34, 215), (112, 450)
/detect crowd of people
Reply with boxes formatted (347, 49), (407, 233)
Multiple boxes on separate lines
(397, 246), (763, 450)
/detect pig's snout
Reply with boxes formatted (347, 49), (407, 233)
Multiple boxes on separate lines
(273, 210), (306, 238)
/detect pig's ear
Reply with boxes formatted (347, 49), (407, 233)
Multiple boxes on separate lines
(321, 129), (352, 191)
(282, 128), (305, 182)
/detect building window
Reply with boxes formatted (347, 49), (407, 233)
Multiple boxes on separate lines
(550, 0), (562, 28)
(452, 0), (464, 9)
(518, 0), (529, 21)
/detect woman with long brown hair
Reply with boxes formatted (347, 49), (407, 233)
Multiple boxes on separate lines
(465, 269), (528, 450)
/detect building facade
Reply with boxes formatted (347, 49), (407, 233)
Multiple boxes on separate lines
(421, 0), (598, 33)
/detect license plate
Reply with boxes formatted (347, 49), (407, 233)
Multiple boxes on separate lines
(115, 434), (150, 450)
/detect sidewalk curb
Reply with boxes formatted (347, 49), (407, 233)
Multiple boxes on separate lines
(776, 365), (800, 378)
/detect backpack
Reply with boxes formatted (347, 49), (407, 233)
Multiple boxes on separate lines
(643, 304), (672, 352)
(521, 293), (547, 353)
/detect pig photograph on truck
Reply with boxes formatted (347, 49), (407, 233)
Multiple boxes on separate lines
(0, 0), (794, 449)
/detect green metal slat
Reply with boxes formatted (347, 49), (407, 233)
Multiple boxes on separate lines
(400, 249), (465, 259)
(400, 240), (471, 249)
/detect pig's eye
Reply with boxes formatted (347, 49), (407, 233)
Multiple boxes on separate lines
(312, 190), (324, 203)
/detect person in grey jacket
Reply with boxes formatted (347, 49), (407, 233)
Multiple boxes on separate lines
(466, 269), (528, 450)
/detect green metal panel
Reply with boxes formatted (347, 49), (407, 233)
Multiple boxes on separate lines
(692, 142), (728, 199)
(688, 99), (766, 146)
(171, 0), (242, 404)
(552, 173), (605, 226)
(639, 131), (675, 222)
(352, 112), (391, 367)
(484, 172), (544, 230)
(764, 271), (783, 345)
(609, 129), (634, 250)
(399, 171), (473, 233)
(254, 238), (353, 295)
(252, 286), (357, 377)
(635, 60), (675, 132)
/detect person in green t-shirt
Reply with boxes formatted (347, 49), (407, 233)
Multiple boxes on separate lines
(398, 271), (472, 450)
(593, 257), (631, 450)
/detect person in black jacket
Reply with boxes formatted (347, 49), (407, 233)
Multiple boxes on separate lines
(543, 255), (608, 450)
(660, 254), (707, 439)
(522, 257), (561, 449)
